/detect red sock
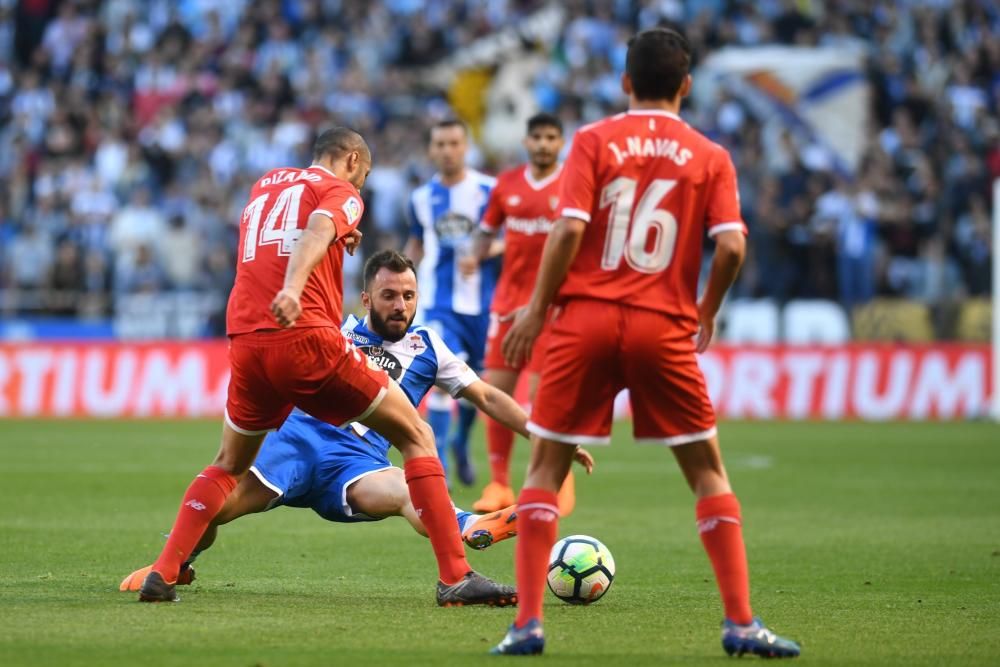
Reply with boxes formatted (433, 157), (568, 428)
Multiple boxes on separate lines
(696, 493), (753, 624)
(404, 456), (471, 584)
(152, 465), (237, 582)
(514, 487), (559, 628)
(486, 417), (514, 487)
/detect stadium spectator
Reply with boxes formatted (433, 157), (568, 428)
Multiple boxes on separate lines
(0, 0), (994, 336)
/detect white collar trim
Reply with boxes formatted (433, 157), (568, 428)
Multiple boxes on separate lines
(523, 163), (563, 191)
(626, 109), (682, 121)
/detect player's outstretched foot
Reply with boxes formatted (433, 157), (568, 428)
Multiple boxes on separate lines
(121, 563), (195, 592)
(138, 570), (179, 603)
(490, 618), (545, 655)
(436, 571), (517, 607)
(463, 505), (517, 550)
(721, 617), (801, 658)
(473, 481), (515, 513)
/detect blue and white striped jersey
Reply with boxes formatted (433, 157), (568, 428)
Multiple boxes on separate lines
(408, 170), (500, 315)
(341, 314), (479, 448)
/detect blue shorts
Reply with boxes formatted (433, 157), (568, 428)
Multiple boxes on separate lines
(424, 308), (489, 372)
(251, 409), (394, 523)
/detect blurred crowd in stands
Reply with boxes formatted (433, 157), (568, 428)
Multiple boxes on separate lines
(0, 0), (996, 335)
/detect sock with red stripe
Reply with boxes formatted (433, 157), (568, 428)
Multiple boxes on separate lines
(404, 456), (471, 585)
(152, 465), (237, 582)
(514, 487), (560, 628)
(696, 492), (753, 625)
(485, 417), (514, 487)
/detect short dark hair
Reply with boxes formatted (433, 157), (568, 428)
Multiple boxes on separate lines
(526, 112), (563, 135)
(363, 250), (416, 290)
(313, 126), (369, 162)
(625, 28), (691, 102)
(428, 119), (467, 142)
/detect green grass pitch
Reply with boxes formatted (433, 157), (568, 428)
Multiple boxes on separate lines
(1, 419), (998, 666)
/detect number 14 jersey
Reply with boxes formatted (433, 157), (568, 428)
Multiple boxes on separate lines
(226, 165), (364, 336)
(556, 109), (746, 335)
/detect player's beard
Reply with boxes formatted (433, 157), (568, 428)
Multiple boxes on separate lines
(369, 309), (414, 342)
(531, 151), (557, 170)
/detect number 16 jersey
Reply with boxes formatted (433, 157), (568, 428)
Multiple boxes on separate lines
(226, 165), (364, 336)
(556, 109), (746, 336)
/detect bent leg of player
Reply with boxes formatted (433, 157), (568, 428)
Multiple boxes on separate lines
(476, 367), (519, 512)
(139, 424), (266, 602)
(359, 382), (516, 606)
(120, 473), (276, 592)
(346, 468), (516, 549)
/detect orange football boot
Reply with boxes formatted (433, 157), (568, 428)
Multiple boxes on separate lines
(472, 481), (515, 513)
(557, 470), (575, 517)
(462, 504), (518, 550)
(119, 564), (195, 592)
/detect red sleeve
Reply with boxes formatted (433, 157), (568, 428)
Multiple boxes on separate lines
(312, 183), (364, 240)
(480, 178), (505, 232)
(557, 130), (599, 222)
(706, 149), (746, 236)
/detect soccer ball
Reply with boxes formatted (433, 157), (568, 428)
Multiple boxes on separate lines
(546, 535), (615, 605)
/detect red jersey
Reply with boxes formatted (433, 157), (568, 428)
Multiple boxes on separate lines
(556, 109), (745, 334)
(226, 165), (364, 335)
(481, 164), (563, 315)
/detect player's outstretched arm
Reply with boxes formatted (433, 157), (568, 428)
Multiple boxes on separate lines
(502, 216), (585, 367)
(696, 229), (746, 353)
(458, 379), (529, 438)
(271, 212), (338, 327)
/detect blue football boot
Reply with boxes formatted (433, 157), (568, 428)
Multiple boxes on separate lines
(490, 618), (545, 655)
(722, 617), (801, 658)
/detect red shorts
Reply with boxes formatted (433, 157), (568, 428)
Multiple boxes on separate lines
(529, 299), (716, 446)
(225, 326), (390, 434)
(484, 310), (553, 374)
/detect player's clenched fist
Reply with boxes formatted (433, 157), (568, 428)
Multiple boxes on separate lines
(342, 228), (363, 256)
(271, 288), (302, 328)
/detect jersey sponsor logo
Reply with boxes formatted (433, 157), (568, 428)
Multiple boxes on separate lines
(358, 345), (404, 381)
(344, 330), (371, 345)
(342, 196), (362, 224)
(434, 211), (477, 243)
(606, 137), (693, 166)
(506, 216), (554, 235)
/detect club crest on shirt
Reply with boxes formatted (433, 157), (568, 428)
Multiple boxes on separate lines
(507, 195), (522, 206)
(342, 196), (362, 224)
(549, 196), (559, 210)
(406, 334), (427, 355)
